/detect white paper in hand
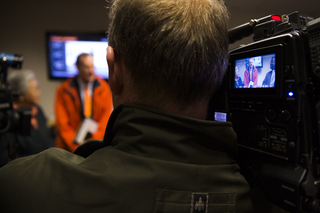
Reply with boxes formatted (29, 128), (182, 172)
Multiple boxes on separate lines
(74, 118), (98, 144)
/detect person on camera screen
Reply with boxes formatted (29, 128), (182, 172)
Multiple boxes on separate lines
(244, 58), (258, 88)
(262, 57), (276, 88)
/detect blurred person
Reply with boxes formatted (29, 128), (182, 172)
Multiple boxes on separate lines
(244, 58), (258, 87)
(0, 0), (257, 212)
(234, 65), (243, 88)
(262, 57), (276, 87)
(54, 53), (113, 152)
(0, 70), (55, 167)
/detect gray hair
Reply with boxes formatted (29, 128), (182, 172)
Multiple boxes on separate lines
(7, 70), (36, 96)
(107, 0), (229, 110)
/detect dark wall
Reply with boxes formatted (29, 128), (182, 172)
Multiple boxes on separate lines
(0, 0), (319, 120)
(0, 0), (110, 121)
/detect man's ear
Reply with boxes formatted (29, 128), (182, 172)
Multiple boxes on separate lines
(107, 46), (123, 95)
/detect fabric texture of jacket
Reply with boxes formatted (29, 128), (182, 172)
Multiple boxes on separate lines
(0, 104), (257, 212)
(55, 75), (113, 152)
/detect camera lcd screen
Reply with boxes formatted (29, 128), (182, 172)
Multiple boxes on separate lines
(214, 112), (227, 122)
(234, 53), (276, 89)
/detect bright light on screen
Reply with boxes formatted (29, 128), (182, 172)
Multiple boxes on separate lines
(65, 41), (109, 79)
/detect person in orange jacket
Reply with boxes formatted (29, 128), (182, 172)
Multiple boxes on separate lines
(54, 53), (113, 152)
(243, 58), (258, 88)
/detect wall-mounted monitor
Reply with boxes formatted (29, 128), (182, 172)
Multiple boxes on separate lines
(46, 32), (109, 80)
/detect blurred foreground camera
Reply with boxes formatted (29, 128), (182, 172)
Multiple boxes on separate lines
(0, 52), (31, 135)
(209, 11), (320, 213)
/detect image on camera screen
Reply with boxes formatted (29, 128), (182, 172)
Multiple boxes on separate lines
(234, 53), (276, 89)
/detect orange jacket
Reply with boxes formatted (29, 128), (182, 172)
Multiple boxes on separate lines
(55, 76), (113, 152)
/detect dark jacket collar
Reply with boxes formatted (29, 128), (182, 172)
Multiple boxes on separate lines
(102, 104), (238, 164)
(68, 75), (101, 89)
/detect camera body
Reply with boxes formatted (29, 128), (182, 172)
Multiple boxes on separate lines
(210, 12), (320, 212)
(229, 29), (316, 164)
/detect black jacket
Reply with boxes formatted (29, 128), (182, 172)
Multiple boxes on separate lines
(0, 104), (254, 212)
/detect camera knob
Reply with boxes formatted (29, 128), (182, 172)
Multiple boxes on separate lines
(289, 141), (295, 149)
(266, 109), (277, 121)
(281, 110), (291, 122)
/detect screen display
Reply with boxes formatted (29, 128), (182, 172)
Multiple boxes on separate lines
(234, 53), (276, 89)
(214, 112), (227, 122)
(47, 32), (109, 80)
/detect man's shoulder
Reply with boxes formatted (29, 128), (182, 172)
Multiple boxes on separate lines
(4, 148), (82, 165)
(56, 77), (78, 93)
(265, 70), (273, 76)
(60, 77), (77, 87)
(95, 76), (109, 86)
(0, 148), (87, 211)
(93, 76), (111, 93)
(0, 148), (84, 180)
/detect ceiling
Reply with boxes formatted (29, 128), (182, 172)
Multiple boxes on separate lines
(225, 0), (320, 20)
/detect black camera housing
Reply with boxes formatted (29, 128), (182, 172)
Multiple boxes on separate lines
(0, 52), (31, 135)
(209, 12), (320, 212)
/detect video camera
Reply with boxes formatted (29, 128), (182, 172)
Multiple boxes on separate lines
(0, 52), (31, 135)
(209, 11), (320, 212)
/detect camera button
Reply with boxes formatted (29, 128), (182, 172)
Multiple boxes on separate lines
(281, 110), (291, 121)
(266, 109), (277, 120)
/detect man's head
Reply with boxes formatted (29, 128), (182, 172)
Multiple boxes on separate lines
(248, 58), (254, 69)
(270, 57), (275, 70)
(76, 53), (95, 83)
(235, 66), (239, 78)
(107, 0), (229, 117)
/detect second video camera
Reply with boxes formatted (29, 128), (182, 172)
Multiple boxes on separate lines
(0, 52), (31, 135)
